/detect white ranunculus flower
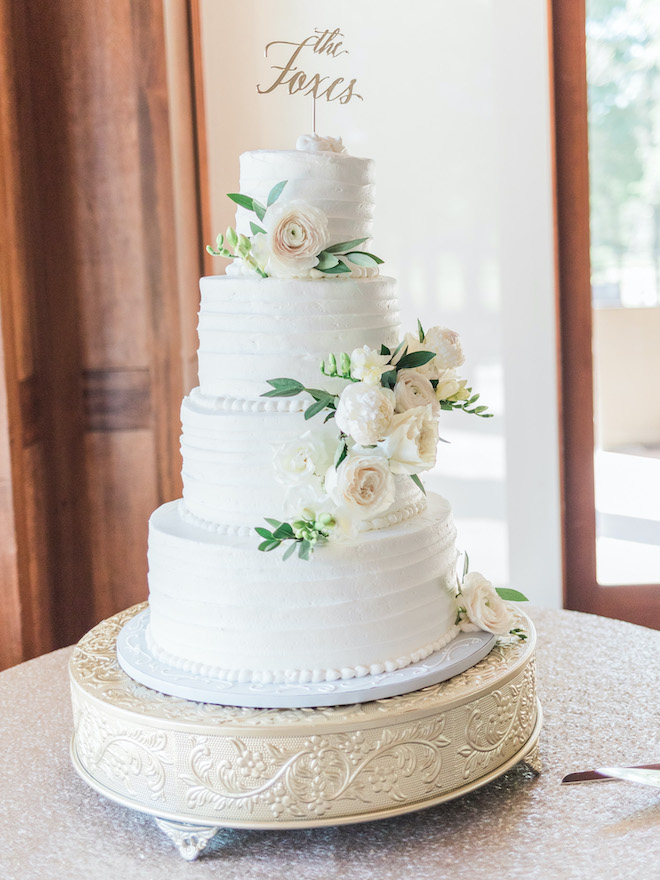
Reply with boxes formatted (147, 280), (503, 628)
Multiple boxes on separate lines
(377, 405), (438, 474)
(461, 572), (514, 635)
(350, 345), (391, 385)
(394, 369), (439, 414)
(324, 448), (395, 520)
(334, 382), (395, 446)
(272, 430), (335, 485)
(423, 326), (465, 371)
(254, 200), (331, 278)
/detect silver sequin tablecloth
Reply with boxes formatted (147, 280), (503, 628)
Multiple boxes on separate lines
(0, 607), (659, 879)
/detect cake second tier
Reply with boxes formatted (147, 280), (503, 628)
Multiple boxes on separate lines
(197, 275), (399, 399)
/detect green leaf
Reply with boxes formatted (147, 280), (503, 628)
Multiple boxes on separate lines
(462, 551), (470, 579)
(474, 406), (488, 414)
(250, 221), (267, 236)
(344, 251), (379, 268)
(410, 473), (426, 495)
(324, 411), (336, 423)
(282, 542), (298, 561)
(258, 539), (281, 552)
(253, 200), (267, 222)
(306, 387), (335, 402)
(391, 340), (407, 361)
(273, 523), (295, 540)
(255, 527), (274, 540)
(320, 262), (351, 275)
(396, 350), (436, 370)
(380, 369), (397, 390)
(334, 441), (348, 469)
(304, 397), (333, 420)
(298, 540), (312, 561)
(315, 251), (340, 271)
(227, 192), (254, 211)
(496, 588), (529, 602)
(418, 318), (425, 342)
(267, 180), (288, 206)
(380, 344), (391, 356)
(264, 518), (283, 529)
(325, 237), (369, 254)
(261, 378), (305, 398)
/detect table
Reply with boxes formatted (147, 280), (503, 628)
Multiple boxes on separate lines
(0, 607), (658, 879)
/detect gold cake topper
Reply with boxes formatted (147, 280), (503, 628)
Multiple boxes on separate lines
(257, 28), (363, 130)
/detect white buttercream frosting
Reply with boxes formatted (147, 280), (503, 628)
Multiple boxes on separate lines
(197, 275), (399, 399)
(147, 495), (459, 682)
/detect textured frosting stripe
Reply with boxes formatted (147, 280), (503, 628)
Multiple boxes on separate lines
(197, 276), (400, 399)
(179, 390), (424, 529)
(146, 495), (459, 682)
(235, 149), (376, 244)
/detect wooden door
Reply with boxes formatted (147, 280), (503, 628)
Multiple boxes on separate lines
(0, 0), (205, 669)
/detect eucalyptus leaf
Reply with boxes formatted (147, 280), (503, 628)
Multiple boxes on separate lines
(253, 200), (267, 222)
(267, 180), (288, 206)
(255, 527), (274, 540)
(261, 378), (305, 398)
(315, 251), (341, 271)
(273, 523), (295, 540)
(250, 221), (267, 236)
(396, 350), (436, 370)
(259, 539), (281, 552)
(496, 588), (529, 602)
(265, 518), (283, 529)
(304, 397), (332, 420)
(325, 237), (368, 254)
(227, 192), (254, 211)
(345, 251), (379, 267)
(282, 542), (297, 561)
(306, 387), (335, 402)
(410, 473), (426, 496)
(320, 262), (352, 275)
(298, 540), (312, 561)
(334, 441), (348, 469)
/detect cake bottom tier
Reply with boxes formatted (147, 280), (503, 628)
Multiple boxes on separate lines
(146, 494), (460, 684)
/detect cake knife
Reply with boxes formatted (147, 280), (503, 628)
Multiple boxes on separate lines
(561, 763), (660, 785)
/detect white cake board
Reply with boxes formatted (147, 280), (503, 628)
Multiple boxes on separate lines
(116, 608), (497, 708)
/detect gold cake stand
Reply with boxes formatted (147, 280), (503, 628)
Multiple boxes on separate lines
(69, 603), (542, 861)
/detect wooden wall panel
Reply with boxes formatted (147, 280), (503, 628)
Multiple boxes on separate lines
(0, 0), (204, 668)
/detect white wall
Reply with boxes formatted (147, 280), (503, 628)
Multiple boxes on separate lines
(199, 0), (562, 607)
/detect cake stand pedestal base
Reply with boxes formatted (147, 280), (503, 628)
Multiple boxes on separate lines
(69, 604), (541, 861)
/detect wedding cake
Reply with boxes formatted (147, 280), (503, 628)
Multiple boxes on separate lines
(145, 134), (519, 686)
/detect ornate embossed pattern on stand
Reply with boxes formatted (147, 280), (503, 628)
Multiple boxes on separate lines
(70, 604), (540, 829)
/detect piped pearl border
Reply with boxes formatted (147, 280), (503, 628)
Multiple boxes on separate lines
(188, 388), (306, 414)
(177, 498), (428, 538)
(145, 623), (462, 685)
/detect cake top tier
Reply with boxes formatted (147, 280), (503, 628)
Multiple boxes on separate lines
(216, 134), (380, 280)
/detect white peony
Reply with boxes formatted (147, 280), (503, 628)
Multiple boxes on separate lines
(296, 133), (347, 154)
(324, 448), (395, 520)
(251, 200), (330, 278)
(272, 430), (335, 485)
(350, 345), (391, 385)
(377, 405), (438, 474)
(423, 326), (465, 371)
(334, 382), (395, 446)
(394, 369), (439, 414)
(461, 572), (514, 635)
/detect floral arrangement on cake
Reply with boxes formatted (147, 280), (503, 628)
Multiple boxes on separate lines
(255, 320), (492, 560)
(207, 178), (383, 279)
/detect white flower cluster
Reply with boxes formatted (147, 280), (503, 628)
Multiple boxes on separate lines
(272, 326), (471, 532)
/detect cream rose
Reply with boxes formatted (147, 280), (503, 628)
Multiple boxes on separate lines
(334, 382), (395, 445)
(394, 369), (439, 414)
(324, 449), (395, 520)
(350, 345), (391, 385)
(273, 430), (335, 484)
(377, 405), (438, 474)
(252, 200), (330, 278)
(461, 572), (514, 635)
